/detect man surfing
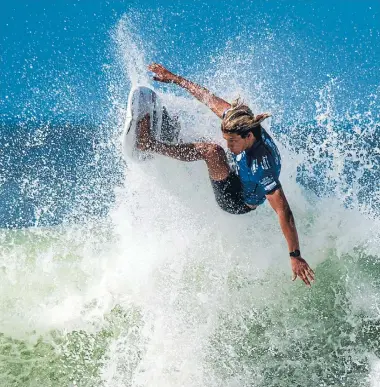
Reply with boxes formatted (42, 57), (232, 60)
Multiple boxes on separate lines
(135, 63), (315, 287)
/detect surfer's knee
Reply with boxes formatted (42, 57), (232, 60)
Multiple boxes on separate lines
(195, 143), (226, 161)
(196, 143), (230, 180)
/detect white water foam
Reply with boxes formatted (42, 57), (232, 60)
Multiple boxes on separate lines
(98, 15), (380, 387)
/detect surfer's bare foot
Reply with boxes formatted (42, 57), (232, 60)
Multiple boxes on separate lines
(136, 114), (155, 151)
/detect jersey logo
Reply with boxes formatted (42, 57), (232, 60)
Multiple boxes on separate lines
(261, 176), (274, 186)
(250, 159), (258, 173)
(262, 155), (271, 170)
(265, 181), (277, 192)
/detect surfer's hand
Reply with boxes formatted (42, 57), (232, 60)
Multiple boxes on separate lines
(291, 257), (315, 287)
(148, 63), (178, 83)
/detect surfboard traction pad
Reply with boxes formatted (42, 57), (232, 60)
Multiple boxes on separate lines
(123, 86), (181, 162)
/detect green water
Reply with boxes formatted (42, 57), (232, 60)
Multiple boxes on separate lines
(1, 221), (380, 387)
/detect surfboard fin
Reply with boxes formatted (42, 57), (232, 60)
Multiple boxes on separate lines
(161, 106), (181, 144)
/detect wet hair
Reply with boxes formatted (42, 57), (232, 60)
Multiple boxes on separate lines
(221, 98), (271, 140)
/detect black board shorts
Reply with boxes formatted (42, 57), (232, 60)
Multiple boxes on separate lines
(210, 172), (254, 215)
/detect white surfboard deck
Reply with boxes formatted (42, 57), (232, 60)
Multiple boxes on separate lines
(122, 86), (164, 162)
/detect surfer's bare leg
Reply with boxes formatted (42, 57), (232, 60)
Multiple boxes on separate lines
(137, 114), (230, 181)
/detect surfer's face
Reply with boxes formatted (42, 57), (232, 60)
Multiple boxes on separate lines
(223, 132), (253, 154)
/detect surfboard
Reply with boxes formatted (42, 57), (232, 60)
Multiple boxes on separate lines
(122, 86), (180, 162)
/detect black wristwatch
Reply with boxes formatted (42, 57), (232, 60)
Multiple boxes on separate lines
(289, 249), (301, 257)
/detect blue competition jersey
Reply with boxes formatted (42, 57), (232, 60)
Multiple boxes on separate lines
(230, 129), (282, 206)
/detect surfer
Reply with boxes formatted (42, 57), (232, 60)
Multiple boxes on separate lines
(136, 63), (315, 287)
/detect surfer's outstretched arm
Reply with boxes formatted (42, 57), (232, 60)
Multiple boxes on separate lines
(266, 188), (315, 287)
(148, 63), (230, 119)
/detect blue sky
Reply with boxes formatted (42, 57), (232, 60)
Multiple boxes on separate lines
(1, 0), (379, 122)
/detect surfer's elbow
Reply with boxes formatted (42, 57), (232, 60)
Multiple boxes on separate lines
(275, 202), (293, 221)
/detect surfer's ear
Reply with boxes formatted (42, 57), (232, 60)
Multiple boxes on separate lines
(246, 131), (254, 140)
